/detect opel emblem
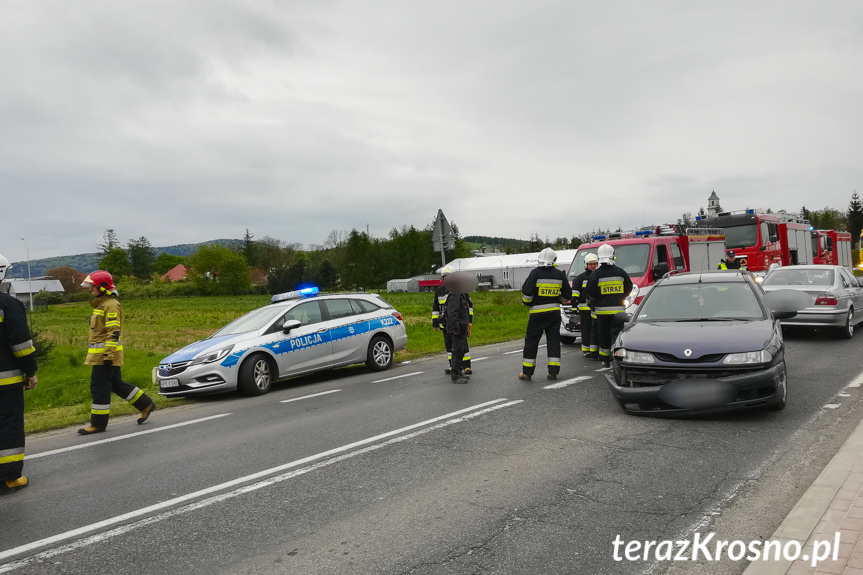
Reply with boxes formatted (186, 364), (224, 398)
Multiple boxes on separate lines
(684, 349), (692, 357)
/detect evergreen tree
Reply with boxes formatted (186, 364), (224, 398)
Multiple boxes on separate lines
(242, 229), (258, 266)
(127, 236), (155, 279)
(846, 192), (863, 248)
(97, 229), (119, 254)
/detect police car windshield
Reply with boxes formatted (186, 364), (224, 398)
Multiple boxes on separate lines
(636, 283), (765, 321)
(212, 306), (282, 337)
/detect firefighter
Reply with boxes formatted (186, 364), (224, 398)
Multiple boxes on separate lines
(444, 273), (472, 384)
(78, 271), (156, 435)
(0, 253), (38, 494)
(519, 248), (573, 381)
(587, 244), (633, 369)
(717, 249), (742, 270)
(572, 253), (599, 358)
(433, 266), (474, 375)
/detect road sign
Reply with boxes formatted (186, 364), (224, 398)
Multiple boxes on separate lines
(432, 209), (455, 251)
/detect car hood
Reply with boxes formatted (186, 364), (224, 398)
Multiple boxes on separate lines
(160, 333), (254, 364)
(619, 320), (774, 359)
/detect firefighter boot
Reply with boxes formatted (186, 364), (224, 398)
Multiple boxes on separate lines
(452, 373), (469, 384)
(137, 403), (156, 425)
(77, 426), (107, 436)
(518, 373), (532, 381)
(547, 374), (558, 380)
(1, 476), (29, 495)
(464, 368), (472, 375)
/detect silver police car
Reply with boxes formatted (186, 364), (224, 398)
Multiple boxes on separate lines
(156, 288), (408, 397)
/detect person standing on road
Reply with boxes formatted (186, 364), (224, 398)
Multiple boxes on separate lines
(717, 249), (742, 270)
(444, 273), (472, 384)
(519, 248), (573, 381)
(433, 266), (474, 375)
(0, 253), (38, 495)
(78, 271), (156, 436)
(572, 253), (599, 358)
(587, 244), (633, 369)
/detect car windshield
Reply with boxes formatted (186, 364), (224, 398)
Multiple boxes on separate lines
(570, 244), (651, 278)
(211, 306), (282, 337)
(722, 224), (758, 249)
(762, 268), (834, 287)
(636, 282), (765, 321)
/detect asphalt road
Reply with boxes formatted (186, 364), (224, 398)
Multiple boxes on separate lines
(2, 327), (862, 575)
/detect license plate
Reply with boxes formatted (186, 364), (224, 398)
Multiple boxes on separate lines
(160, 378), (180, 388)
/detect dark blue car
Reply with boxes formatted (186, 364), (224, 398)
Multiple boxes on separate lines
(606, 270), (796, 416)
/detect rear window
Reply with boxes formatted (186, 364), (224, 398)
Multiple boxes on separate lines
(762, 269), (833, 287)
(637, 283), (765, 321)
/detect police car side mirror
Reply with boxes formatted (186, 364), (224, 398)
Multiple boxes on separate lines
(282, 319), (302, 333)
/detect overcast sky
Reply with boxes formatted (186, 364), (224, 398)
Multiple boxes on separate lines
(3, 0), (863, 263)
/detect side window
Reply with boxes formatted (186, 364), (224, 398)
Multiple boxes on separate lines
(350, 299), (380, 315)
(325, 299), (356, 320)
(283, 301), (324, 327)
(761, 222), (769, 244)
(653, 244), (669, 267)
(670, 243), (684, 270)
(840, 269), (855, 288)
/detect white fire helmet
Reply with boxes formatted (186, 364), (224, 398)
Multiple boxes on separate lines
(537, 247), (557, 267)
(597, 243), (615, 264)
(0, 253), (10, 281)
(441, 265), (454, 276)
(584, 253), (598, 267)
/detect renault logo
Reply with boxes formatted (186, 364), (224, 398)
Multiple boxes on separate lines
(684, 349), (692, 357)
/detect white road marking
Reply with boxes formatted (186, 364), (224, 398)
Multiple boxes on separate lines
(824, 404), (841, 409)
(471, 357), (489, 362)
(543, 376), (592, 390)
(280, 390), (341, 403)
(372, 371), (423, 383)
(0, 399), (518, 568)
(503, 349), (522, 355)
(27, 414), (233, 460)
(847, 372), (863, 388)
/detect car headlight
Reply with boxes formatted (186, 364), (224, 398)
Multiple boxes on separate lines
(624, 285), (640, 307)
(614, 348), (654, 364)
(723, 350), (772, 365)
(190, 345), (234, 366)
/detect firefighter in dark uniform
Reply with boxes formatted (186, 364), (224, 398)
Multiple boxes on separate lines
(0, 253), (38, 495)
(78, 271), (156, 435)
(717, 249), (742, 270)
(587, 244), (633, 369)
(519, 248), (573, 381)
(433, 266), (474, 375)
(444, 273), (472, 384)
(572, 253), (599, 358)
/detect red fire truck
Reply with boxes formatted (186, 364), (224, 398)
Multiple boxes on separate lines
(693, 209), (814, 272)
(560, 225), (726, 343)
(811, 229), (853, 269)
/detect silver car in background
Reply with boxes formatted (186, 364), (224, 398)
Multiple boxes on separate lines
(760, 265), (863, 338)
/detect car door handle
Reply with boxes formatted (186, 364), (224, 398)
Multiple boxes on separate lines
(316, 328), (327, 333)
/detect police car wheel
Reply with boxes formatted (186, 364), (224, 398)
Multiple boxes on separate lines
(239, 354), (274, 396)
(366, 336), (393, 372)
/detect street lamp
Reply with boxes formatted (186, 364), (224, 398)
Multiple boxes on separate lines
(21, 237), (32, 312)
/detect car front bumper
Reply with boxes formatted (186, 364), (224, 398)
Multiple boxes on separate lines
(559, 306), (582, 341)
(605, 362), (786, 416)
(156, 362), (239, 397)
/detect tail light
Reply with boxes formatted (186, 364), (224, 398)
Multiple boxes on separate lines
(391, 311), (404, 321)
(633, 296), (644, 306)
(814, 294), (838, 306)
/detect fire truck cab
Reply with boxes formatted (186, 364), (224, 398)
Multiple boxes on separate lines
(694, 209), (813, 272)
(811, 229), (853, 269)
(559, 226), (726, 343)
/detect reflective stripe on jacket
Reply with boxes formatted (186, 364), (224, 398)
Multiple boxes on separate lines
(521, 266), (572, 314)
(587, 263), (633, 315)
(0, 292), (37, 388)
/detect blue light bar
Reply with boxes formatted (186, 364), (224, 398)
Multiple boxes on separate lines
(635, 230), (652, 236)
(747, 209), (755, 214)
(593, 235), (606, 240)
(271, 286), (320, 303)
(695, 216), (702, 221)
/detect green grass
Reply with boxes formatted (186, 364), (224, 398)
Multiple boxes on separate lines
(24, 291), (528, 433)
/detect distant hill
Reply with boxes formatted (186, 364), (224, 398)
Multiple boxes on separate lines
(5, 239), (243, 279)
(463, 235), (532, 250)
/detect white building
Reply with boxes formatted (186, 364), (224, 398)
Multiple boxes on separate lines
(438, 250), (578, 290)
(4, 278), (65, 306)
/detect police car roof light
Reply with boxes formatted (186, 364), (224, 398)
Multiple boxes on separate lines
(270, 286), (320, 303)
(635, 230), (653, 236)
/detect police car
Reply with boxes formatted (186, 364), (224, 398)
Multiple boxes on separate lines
(156, 288), (408, 397)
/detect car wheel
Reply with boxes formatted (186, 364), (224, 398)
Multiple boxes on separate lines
(769, 363), (787, 411)
(238, 354), (275, 396)
(838, 308), (854, 339)
(561, 336), (576, 345)
(366, 336), (393, 371)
